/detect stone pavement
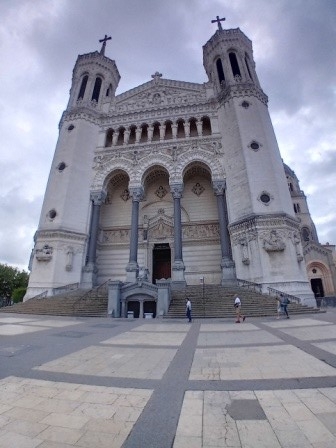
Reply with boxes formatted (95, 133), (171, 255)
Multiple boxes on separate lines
(0, 311), (336, 447)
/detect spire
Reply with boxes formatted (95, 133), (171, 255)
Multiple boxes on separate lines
(99, 34), (112, 55)
(211, 15), (225, 31)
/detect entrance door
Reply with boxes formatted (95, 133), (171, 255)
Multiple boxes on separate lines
(152, 243), (171, 283)
(311, 278), (324, 298)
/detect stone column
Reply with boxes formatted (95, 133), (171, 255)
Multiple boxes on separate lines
(82, 190), (106, 289)
(135, 126), (142, 143)
(170, 183), (186, 287)
(213, 180), (236, 284)
(139, 301), (144, 319)
(159, 124), (166, 141)
(126, 186), (144, 282)
(172, 123), (178, 139)
(184, 121), (190, 138)
(196, 119), (203, 137)
(112, 130), (119, 146)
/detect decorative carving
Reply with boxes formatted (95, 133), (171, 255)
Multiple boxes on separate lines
(192, 182), (205, 196)
(35, 245), (53, 261)
(65, 246), (74, 271)
(212, 180), (226, 195)
(90, 190), (107, 205)
(129, 186), (144, 202)
(170, 183), (184, 199)
(262, 230), (286, 252)
(239, 238), (250, 265)
(155, 185), (168, 199)
(120, 189), (130, 202)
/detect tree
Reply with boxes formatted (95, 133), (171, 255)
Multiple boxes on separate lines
(0, 264), (29, 300)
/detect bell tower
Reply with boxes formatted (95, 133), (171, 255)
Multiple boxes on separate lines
(25, 36), (120, 299)
(203, 18), (315, 304)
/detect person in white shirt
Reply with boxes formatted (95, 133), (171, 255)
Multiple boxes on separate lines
(234, 295), (246, 323)
(186, 298), (192, 322)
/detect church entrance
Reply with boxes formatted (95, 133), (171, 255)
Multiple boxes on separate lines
(311, 278), (324, 298)
(152, 243), (171, 283)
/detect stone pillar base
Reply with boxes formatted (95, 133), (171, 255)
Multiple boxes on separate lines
(221, 258), (236, 285)
(126, 261), (139, 283)
(107, 281), (123, 317)
(172, 260), (186, 284)
(81, 263), (97, 290)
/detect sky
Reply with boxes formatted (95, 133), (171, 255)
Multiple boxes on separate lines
(0, 0), (335, 272)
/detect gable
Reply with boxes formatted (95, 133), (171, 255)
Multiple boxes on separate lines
(114, 78), (207, 114)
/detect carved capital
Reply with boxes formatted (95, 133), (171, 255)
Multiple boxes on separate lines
(170, 183), (184, 199)
(212, 180), (226, 196)
(129, 186), (144, 202)
(90, 190), (107, 205)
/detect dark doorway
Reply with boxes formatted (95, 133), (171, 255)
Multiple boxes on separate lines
(152, 243), (171, 283)
(311, 278), (324, 298)
(144, 301), (156, 317)
(127, 301), (140, 318)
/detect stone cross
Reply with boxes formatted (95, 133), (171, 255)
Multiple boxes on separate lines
(99, 34), (112, 55)
(211, 16), (226, 30)
(151, 71), (163, 82)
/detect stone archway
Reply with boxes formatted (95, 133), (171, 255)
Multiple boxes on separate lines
(307, 261), (333, 297)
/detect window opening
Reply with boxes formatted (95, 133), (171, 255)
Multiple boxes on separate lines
(116, 127), (125, 145)
(152, 122), (160, 141)
(216, 58), (225, 83)
(77, 75), (88, 100)
(128, 126), (136, 144)
(165, 121), (173, 140)
(140, 124), (148, 143)
(91, 77), (102, 102)
(202, 116), (212, 135)
(176, 120), (185, 139)
(245, 55), (253, 80)
(229, 52), (241, 77)
(189, 118), (198, 137)
(105, 129), (114, 147)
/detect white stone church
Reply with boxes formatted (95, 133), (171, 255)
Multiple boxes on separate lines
(25, 20), (336, 314)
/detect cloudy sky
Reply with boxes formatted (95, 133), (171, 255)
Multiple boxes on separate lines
(0, 0), (335, 271)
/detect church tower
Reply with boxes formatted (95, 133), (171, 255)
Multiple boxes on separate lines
(26, 37), (120, 298)
(203, 19), (314, 303)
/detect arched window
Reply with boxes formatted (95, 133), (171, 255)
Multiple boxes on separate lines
(296, 203), (301, 213)
(202, 116), (212, 135)
(105, 129), (114, 147)
(152, 122), (160, 141)
(116, 127), (125, 145)
(229, 52), (241, 77)
(288, 182), (294, 192)
(91, 77), (102, 102)
(140, 124), (148, 143)
(176, 119), (185, 139)
(77, 75), (88, 100)
(189, 118), (198, 137)
(106, 84), (112, 97)
(216, 58), (225, 83)
(245, 55), (253, 80)
(165, 121), (173, 140)
(128, 125), (136, 145)
(302, 227), (310, 242)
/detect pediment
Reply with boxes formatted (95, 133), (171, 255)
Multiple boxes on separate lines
(114, 78), (206, 113)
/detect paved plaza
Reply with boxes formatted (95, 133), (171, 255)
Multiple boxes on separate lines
(0, 311), (336, 447)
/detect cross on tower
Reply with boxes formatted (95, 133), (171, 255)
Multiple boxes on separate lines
(211, 16), (225, 31)
(99, 34), (112, 55)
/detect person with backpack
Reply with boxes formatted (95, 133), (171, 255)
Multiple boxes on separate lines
(280, 294), (290, 318)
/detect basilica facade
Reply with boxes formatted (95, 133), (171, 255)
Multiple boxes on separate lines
(25, 24), (336, 310)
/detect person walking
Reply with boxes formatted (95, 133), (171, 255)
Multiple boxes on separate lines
(276, 296), (281, 319)
(234, 295), (246, 323)
(280, 294), (290, 318)
(186, 298), (192, 322)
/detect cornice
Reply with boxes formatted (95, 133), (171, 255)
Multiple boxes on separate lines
(35, 229), (88, 242)
(218, 82), (268, 106)
(229, 214), (300, 233)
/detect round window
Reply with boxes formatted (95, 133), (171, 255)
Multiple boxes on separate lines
(260, 193), (270, 204)
(48, 209), (57, 219)
(67, 124), (75, 131)
(242, 101), (250, 108)
(250, 141), (260, 150)
(57, 162), (66, 172)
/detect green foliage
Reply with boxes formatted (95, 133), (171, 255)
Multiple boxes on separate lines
(12, 287), (27, 303)
(0, 264), (29, 300)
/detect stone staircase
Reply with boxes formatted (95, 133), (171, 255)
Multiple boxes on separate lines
(0, 288), (108, 318)
(166, 285), (320, 319)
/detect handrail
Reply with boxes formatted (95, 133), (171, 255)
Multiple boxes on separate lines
(237, 278), (263, 293)
(267, 287), (301, 304)
(52, 283), (79, 296)
(31, 290), (48, 300)
(72, 279), (110, 313)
